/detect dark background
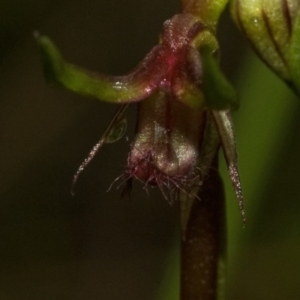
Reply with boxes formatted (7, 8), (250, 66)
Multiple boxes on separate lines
(1, 1), (300, 299)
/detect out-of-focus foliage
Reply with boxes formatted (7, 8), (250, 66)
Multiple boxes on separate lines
(0, 1), (300, 300)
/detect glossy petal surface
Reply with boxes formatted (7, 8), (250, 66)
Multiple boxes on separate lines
(36, 34), (168, 103)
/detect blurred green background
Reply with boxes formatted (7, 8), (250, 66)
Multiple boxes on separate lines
(0, 1), (300, 299)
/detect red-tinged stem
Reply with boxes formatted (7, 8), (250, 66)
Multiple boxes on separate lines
(181, 157), (226, 300)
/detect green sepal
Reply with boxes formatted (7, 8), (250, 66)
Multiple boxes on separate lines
(211, 110), (245, 223)
(35, 33), (162, 103)
(201, 47), (238, 110)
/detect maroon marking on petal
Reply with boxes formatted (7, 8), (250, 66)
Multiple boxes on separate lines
(261, 8), (289, 68)
(186, 21), (207, 41)
(234, 0), (263, 55)
(282, 0), (292, 36)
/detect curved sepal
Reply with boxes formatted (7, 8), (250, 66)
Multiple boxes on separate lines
(35, 33), (167, 103)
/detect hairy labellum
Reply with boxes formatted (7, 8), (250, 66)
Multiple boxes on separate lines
(129, 94), (205, 184)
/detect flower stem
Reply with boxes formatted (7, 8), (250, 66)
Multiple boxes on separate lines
(181, 158), (226, 300)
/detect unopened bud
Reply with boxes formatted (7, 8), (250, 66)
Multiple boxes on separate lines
(231, 0), (300, 95)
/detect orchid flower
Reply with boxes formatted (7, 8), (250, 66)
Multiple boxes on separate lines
(35, 1), (247, 297)
(36, 8), (245, 231)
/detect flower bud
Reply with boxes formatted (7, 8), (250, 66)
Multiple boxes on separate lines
(231, 0), (300, 95)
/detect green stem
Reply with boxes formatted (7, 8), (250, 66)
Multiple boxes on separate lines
(181, 0), (229, 30)
(181, 158), (226, 300)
